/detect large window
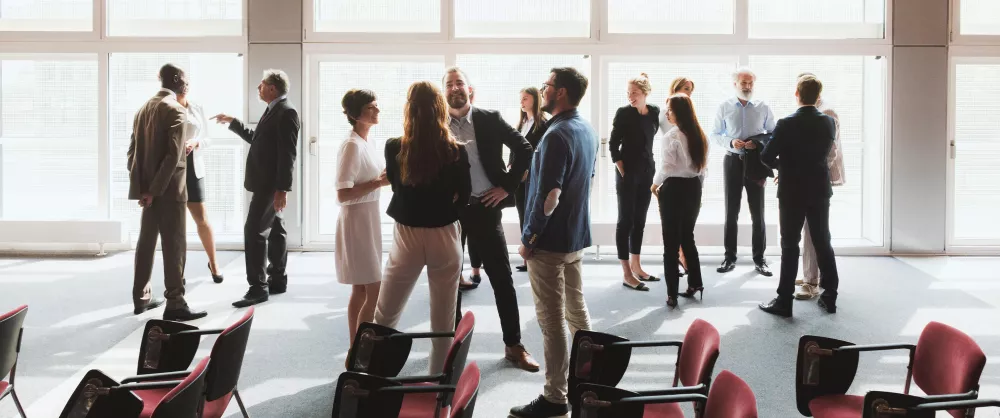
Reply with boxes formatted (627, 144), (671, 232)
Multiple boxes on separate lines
(952, 62), (1000, 242)
(0, 0), (92, 32)
(313, 0), (440, 33)
(454, 0), (591, 38)
(749, 0), (885, 39)
(0, 55), (98, 220)
(959, 0), (1000, 36)
(106, 0), (243, 37)
(109, 53), (245, 242)
(607, 0), (734, 35)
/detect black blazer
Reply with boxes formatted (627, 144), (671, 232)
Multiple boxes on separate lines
(465, 107), (533, 208)
(609, 104), (659, 170)
(522, 118), (549, 148)
(760, 106), (837, 201)
(384, 138), (471, 228)
(230, 98), (300, 193)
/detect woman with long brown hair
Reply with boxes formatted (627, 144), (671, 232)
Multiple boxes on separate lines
(513, 86), (549, 272)
(373, 81), (471, 374)
(651, 93), (708, 308)
(659, 77), (696, 276)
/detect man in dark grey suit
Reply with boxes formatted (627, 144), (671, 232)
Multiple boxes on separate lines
(213, 69), (300, 307)
(128, 63), (207, 322)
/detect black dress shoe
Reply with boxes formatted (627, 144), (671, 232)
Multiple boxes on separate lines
(510, 394), (569, 418)
(209, 263), (224, 284)
(163, 307), (208, 322)
(818, 296), (837, 313)
(516, 264), (528, 272)
(717, 259), (736, 273)
(755, 262), (773, 277)
(470, 273), (482, 284)
(267, 277), (287, 295)
(759, 297), (793, 318)
(134, 298), (165, 315)
(459, 277), (479, 291)
(233, 287), (269, 308)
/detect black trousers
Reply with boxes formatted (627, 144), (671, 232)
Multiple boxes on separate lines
(658, 177), (704, 298)
(777, 197), (839, 300)
(245, 191), (288, 289)
(514, 181), (528, 265)
(615, 165), (654, 260)
(460, 229), (482, 269)
(459, 202), (521, 346)
(723, 153), (766, 263)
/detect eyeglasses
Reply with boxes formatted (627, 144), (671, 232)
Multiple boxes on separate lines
(540, 82), (553, 91)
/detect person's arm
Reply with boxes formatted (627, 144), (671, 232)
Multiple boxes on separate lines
(521, 132), (569, 250)
(148, 106), (186, 197)
(191, 105), (211, 149)
(228, 118), (254, 144)
(336, 141), (384, 203)
(608, 107), (625, 163)
(709, 102), (738, 152)
(652, 130), (680, 186)
(454, 147), (472, 211)
(274, 108), (300, 192)
(127, 112), (140, 173)
(496, 113), (534, 193)
(384, 139), (399, 192)
(822, 108), (841, 167)
(753, 103), (778, 148)
(760, 119), (785, 170)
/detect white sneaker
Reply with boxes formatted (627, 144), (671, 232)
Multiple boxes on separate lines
(794, 284), (820, 300)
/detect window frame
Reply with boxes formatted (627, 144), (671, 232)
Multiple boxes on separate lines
(0, 0), (101, 41)
(950, 0), (1000, 46)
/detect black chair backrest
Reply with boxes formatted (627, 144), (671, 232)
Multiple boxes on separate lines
(136, 319), (201, 375)
(796, 335), (860, 416)
(332, 372), (404, 418)
(861, 391), (935, 418)
(572, 383), (645, 418)
(347, 323), (412, 377)
(568, 330), (633, 402)
(205, 310), (254, 401)
(0, 305), (27, 382)
(59, 370), (143, 418)
(151, 357), (210, 418)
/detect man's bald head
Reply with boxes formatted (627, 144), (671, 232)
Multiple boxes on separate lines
(159, 63), (188, 95)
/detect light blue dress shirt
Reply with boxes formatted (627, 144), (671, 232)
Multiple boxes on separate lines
(709, 97), (776, 155)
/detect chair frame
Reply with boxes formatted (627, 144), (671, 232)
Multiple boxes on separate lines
(861, 391), (1000, 418)
(58, 358), (210, 418)
(332, 367), (479, 418)
(0, 305), (28, 418)
(573, 382), (709, 418)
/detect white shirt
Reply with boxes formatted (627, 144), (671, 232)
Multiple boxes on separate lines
(335, 130), (383, 206)
(183, 102), (210, 179)
(449, 108), (494, 197)
(519, 118), (534, 138)
(653, 127), (707, 185)
(709, 97), (776, 155)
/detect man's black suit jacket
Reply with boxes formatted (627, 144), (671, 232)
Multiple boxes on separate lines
(760, 106), (837, 202)
(229, 98), (301, 193)
(469, 107), (533, 208)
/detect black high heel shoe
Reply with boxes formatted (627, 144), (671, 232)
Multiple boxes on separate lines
(209, 263), (224, 284)
(679, 287), (704, 300)
(666, 296), (678, 308)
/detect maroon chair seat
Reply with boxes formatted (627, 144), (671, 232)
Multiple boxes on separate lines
(643, 402), (684, 418)
(808, 395), (864, 418)
(0, 305), (28, 418)
(332, 362), (481, 418)
(573, 370), (757, 418)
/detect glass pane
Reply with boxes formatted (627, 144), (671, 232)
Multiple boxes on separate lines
(107, 0), (242, 37)
(1, 56), (99, 220)
(314, 0), (440, 33)
(0, 0), (92, 31)
(750, 55), (886, 242)
(604, 59), (737, 225)
(960, 0), (1000, 35)
(749, 0), (885, 39)
(953, 64), (1000, 241)
(607, 0), (734, 35)
(455, 0), (590, 38)
(315, 58), (445, 239)
(456, 54), (592, 223)
(109, 53), (245, 242)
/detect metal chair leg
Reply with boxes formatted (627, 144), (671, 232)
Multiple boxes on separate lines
(234, 388), (249, 418)
(11, 389), (27, 418)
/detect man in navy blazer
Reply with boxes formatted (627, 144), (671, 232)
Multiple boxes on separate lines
(758, 75), (841, 318)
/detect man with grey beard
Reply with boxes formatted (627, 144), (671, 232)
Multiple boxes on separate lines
(710, 66), (776, 277)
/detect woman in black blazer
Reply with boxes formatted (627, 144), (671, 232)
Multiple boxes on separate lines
(609, 73), (659, 291)
(513, 87), (548, 272)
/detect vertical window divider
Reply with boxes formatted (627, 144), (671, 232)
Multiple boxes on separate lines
(98, 51), (110, 220)
(734, 0), (750, 42)
(443, 0), (455, 41)
(592, 0), (605, 42)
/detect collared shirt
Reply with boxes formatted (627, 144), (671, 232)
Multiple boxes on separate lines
(709, 97), (776, 155)
(448, 107), (494, 197)
(267, 95), (287, 112)
(653, 127), (707, 185)
(519, 118), (534, 138)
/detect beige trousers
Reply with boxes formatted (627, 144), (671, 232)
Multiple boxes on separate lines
(527, 249), (592, 404)
(374, 221), (462, 374)
(802, 220), (820, 285)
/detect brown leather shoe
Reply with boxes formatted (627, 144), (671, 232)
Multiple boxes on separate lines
(505, 344), (540, 372)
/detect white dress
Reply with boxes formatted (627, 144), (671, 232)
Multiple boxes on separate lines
(334, 131), (384, 285)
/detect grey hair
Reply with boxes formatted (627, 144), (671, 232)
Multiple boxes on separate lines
(732, 66), (756, 82)
(262, 69), (290, 95)
(442, 66), (472, 87)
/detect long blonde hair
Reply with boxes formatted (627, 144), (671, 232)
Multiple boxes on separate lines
(399, 81), (460, 185)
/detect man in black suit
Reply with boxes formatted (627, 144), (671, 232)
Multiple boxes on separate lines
(758, 75), (840, 318)
(213, 69), (300, 308)
(443, 67), (540, 372)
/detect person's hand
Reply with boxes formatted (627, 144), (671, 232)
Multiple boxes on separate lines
(138, 193), (154, 208)
(615, 161), (625, 176)
(519, 245), (534, 261)
(773, 176), (780, 185)
(744, 140), (757, 150)
(521, 171), (529, 182)
(376, 170), (389, 187)
(480, 186), (509, 208)
(185, 141), (195, 155)
(274, 191), (287, 212)
(650, 184), (660, 196)
(732, 139), (745, 150)
(211, 113), (234, 124)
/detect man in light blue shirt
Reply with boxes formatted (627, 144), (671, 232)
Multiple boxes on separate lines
(710, 66), (776, 277)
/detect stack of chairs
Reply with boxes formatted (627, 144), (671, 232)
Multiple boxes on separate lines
(0, 305), (29, 418)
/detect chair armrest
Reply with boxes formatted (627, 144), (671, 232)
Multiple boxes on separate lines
(637, 384), (706, 397)
(921, 390), (978, 403)
(121, 371), (192, 384)
(377, 385), (456, 395)
(616, 394), (708, 406)
(113, 380), (184, 392)
(913, 399), (1000, 411)
(386, 374), (447, 384)
(607, 340), (682, 350)
(172, 328), (226, 338)
(833, 343), (915, 353)
(387, 331), (455, 340)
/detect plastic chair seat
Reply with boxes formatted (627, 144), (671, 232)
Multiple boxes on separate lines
(202, 392), (234, 418)
(810, 394), (864, 418)
(398, 382), (449, 418)
(0, 381), (8, 396)
(644, 401), (684, 418)
(134, 387), (173, 418)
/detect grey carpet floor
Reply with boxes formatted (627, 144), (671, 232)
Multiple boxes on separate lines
(1, 252), (998, 417)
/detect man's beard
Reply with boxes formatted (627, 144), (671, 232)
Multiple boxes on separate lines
(447, 92), (468, 109)
(540, 96), (555, 113)
(737, 89), (753, 101)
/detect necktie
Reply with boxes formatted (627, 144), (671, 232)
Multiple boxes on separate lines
(260, 106), (270, 123)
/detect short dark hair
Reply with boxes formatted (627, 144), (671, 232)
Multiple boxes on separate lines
(158, 63), (185, 91)
(341, 89), (377, 126)
(550, 67), (588, 107)
(797, 76), (823, 106)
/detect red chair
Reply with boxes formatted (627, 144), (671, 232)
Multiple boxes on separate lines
(796, 321), (986, 418)
(0, 305), (28, 418)
(58, 357), (210, 418)
(332, 362), (481, 418)
(126, 308), (255, 418)
(569, 319), (720, 417)
(861, 392), (1000, 418)
(573, 370), (757, 418)
(348, 311), (475, 417)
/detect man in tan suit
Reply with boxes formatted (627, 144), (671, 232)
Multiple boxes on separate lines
(127, 63), (207, 322)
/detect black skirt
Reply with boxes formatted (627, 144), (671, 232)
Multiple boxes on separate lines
(186, 153), (205, 203)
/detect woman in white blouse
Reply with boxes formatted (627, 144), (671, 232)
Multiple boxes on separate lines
(658, 77), (695, 277)
(651, 93), (708, 308)
(336, 89), (389, 356)
(177, 92), (224, 284)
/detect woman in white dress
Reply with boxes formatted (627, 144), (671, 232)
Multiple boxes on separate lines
(336, 89), (389, 354)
